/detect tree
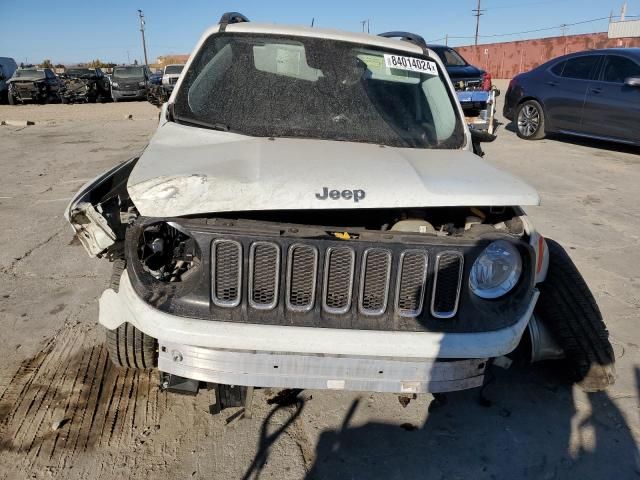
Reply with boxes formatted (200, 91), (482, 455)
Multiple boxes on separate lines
(133, 59), (139, 65)
(40, 59), (53, 68)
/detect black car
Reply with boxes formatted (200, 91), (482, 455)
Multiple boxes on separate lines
(504, 48), (640, 145)
(60, 67), (110, 103)
(110, 65), (151, 102)
(7, 68), (63, 104)
(427, 45), (492, 91)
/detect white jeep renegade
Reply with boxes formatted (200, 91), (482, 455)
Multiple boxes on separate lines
(66, 12), (614, 408)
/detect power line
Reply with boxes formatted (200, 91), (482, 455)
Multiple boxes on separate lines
(473, 0), (486, 46)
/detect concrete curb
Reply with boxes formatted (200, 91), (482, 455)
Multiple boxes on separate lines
(1, 120), (36, 127)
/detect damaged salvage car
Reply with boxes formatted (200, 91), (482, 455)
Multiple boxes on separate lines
(66, 13), (615, 411)
(7, 68), (63, 105)
(60, 67), (110, 103)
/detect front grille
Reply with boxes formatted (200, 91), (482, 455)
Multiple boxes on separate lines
(395, 251), (428, 317)
(211, 240), (242, 307)
(359, 249), (392, 316)
(249, 242), (280, 310)
(323, 247), (355, 314)
(431, 252), (464, 318)
(286, 244), (318, 312)
(208, 238), (468, 321)
(170, 77), (178, 84)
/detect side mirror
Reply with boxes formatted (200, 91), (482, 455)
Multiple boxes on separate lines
(470, 129), (497, 157)
(624, 76), (640, 87)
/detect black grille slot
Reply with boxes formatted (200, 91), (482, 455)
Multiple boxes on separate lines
(359, 249), (392, 315)
(287, 244), (318, 312)
(323, 247), (355, 314)
(431, 252), (464, 318)
(211, 240), (242, 307)
(249, 242), (280, 310)
(395, 251), (428, 317)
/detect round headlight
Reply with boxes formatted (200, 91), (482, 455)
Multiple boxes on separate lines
(470, 240), (522, 299)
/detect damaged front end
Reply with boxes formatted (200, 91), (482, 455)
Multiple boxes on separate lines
(64, 158), (138, 258)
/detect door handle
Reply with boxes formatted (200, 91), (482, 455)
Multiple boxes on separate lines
(590, 87), (602, 94)
(546, 81), (558, 87)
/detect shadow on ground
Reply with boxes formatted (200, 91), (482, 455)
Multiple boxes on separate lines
(244, 364), (639, 479)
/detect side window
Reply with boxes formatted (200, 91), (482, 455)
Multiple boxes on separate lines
(45, 70), (54, 79)
(561, 55), (600, 80)
(602, 56), (640, 83)
(550, 61), (565, 76)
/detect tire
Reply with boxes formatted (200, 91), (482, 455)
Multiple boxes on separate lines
(535, 239), (615, 391)
(7, 92), (16, 105)
(104, 260), (158, 369)
(516, 99), (546, 140)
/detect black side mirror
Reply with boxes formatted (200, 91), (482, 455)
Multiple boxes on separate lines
(470, 129), (497, 157)
(624, 76), (640, 87)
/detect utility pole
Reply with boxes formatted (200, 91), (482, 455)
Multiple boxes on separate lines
(360, 19), (370, 33)
(621, 1), (628, 21)
(473, 0), (485, 46)
(137, 9), (149, 66)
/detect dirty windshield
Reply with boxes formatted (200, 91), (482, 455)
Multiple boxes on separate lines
(13, 69), (45, 80)
(165, 65), (184, 74)
(113, 66), (144, 78)
(173, 34), (465, 149)
(66, 68), (94, 77)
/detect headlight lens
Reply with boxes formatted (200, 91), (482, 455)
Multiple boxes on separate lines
(469, 240), (522, 299)
(138, 81), (145, 87)
(111, 82), (119, 88)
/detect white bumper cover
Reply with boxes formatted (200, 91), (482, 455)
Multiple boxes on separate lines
(100, 271), (538, 359)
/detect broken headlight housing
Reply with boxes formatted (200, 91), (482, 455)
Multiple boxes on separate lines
(469, 240), (522, 299)
(137, 222), (200, 282)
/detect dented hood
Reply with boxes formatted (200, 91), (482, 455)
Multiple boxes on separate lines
(127, 122), (540, 217)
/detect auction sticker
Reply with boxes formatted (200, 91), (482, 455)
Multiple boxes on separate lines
(383, 54), (438, 75)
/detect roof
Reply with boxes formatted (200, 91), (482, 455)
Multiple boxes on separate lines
(208, 22), (426, 55)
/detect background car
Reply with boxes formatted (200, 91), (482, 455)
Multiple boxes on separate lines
(427, 44), (492, 91)
(60, 67), (111, 103)
(0, 57), (18, 102)
(7, 68), (63, 104)
(161, 64), (184, 93)
(110, 65), (151, 102)
(504, 48), (640, 145)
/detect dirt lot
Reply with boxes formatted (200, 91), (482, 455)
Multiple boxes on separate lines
(1, 86), (639, 479)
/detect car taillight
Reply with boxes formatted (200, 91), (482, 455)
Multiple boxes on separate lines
(482, 72), (492, 91)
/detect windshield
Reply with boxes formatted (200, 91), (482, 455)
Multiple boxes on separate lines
(66, 68), (94, 77)
(165, 65), (184, 75)
(173, 34), (464, 149)
(113, 66), (144, 78)
(430, 47), (468, 67)
(13, 69), (45, 80)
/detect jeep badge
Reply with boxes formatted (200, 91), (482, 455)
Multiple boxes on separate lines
(315, 187), (366, 203)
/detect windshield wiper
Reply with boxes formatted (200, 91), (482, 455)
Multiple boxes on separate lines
(173, 116), (231, 132)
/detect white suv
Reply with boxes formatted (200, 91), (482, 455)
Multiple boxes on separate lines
(66, 12), (614, 409)
(161, 64), (184, 93)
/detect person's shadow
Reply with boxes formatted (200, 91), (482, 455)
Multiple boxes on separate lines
(303, 363), (639, 479)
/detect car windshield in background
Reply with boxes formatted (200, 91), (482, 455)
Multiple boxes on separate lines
(173, 34), (465, 149)
(113, 66), (144, 78)
(66, 68), (94, 77)
(13, 69), (45, 80)
(430, 47), (468, 67)
(165, 65), (184, 74)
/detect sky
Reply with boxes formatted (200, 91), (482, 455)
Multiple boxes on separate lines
(1, 0), (638, 65)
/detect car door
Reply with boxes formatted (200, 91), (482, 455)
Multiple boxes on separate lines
(542, 54), (602, 132)
(580, 54), (640, 143)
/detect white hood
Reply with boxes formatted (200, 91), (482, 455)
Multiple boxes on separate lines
(127, 122), (540, 217)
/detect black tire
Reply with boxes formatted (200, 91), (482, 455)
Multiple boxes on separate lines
(104, 260), (158, 369)
(7, 91), (16, 105)
(535, 239), (615, 391)
(515, 99), (546, 140)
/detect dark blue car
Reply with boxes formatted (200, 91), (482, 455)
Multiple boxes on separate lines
(504, 48), (640, 145)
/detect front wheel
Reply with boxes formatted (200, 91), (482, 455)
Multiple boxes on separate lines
(104, 260), (157, 369)
(534, 239), (615, 391)
(7, 91), (16, 105)
(516, 99), (546, 140)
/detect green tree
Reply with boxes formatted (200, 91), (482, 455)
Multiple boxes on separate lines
(40, 59), (53, 68)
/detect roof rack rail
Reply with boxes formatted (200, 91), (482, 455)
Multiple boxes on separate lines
(378, 31), (427, 48)
(219, 12), (250, 31)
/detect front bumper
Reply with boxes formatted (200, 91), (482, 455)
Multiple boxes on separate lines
(100, 270), (537, 392)
(112, 88), (146, 100)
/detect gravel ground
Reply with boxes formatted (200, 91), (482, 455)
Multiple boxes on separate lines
(0, 86), (639, 479)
